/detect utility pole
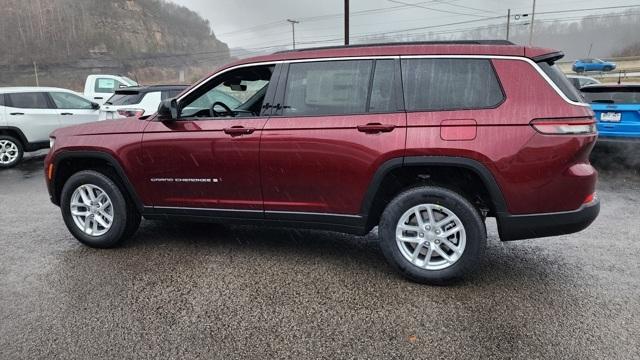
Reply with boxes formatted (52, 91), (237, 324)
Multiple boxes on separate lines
(506, 9), (511, 41)
(286, 19), (299, 50)
(344, 0), (349, 46)
(528, 0), (536, 45)
(33, 61), (39, 87)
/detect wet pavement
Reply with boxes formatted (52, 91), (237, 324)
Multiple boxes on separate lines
(1, 149), (639, 359)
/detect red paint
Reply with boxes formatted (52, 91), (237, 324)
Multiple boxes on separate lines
(45, 43), (597, 224)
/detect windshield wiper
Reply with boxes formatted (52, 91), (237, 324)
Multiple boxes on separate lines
(591, 99), (614, 104)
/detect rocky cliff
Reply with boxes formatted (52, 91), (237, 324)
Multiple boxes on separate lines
(0, 0), (230, 88)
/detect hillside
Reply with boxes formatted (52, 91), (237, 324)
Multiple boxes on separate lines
(0, 0), (230, 88)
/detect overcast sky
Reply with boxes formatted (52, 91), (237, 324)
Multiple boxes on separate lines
(171, 0), (640, 51)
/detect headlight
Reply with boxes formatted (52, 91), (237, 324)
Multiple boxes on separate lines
(49, 137), (55, 149)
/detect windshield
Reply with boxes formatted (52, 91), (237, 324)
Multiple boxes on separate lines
(582, 87), (640, 104)
(121, 77), (138, 86)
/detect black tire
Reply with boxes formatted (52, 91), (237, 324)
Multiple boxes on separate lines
(0, 135), (24, 169)
(60, 170), (140, 248)
(603, 66), (612, 72)
(575, 67), (584, 73)
(379, 186), (486, 285)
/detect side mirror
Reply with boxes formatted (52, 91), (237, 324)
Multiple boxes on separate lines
(158, 98), (179, 121)
(91, 102), (100, 110)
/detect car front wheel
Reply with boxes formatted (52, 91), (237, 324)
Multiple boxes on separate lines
(60, 170), (140, 248)
(379, 186), (486, 285)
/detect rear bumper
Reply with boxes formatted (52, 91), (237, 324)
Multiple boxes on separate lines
(597, 136), (640, 144)
(497, 198), (600, 241)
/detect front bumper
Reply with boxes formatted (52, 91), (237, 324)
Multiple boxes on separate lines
(497, 198), (600, 241)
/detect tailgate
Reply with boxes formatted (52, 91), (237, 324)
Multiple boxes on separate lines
(593, 104), (640, 138)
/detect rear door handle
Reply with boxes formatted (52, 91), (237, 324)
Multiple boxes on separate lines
(10, 112), (24, 116)
(223, 126), (255, 136)
(357, 123), (396, 133)
(61, 112), (74, 115)
(94, 97), (103, 100)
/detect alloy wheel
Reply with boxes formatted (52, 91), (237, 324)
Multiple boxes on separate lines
(395, 203), (466, 270)
(70, 184), (114, 237)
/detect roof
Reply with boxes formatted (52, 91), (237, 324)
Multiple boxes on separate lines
(226, 41), (557, 67)
(114, 84), (188, 93)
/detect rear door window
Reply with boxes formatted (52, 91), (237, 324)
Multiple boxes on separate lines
(282, 60), (373, 116)
(7, 92), (52, 109)
(0, 94), (4, 106)
(401, 58), (504, 111)
(50, 92), (94, 109)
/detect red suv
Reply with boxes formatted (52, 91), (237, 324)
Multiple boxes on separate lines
(45, 41), (599, 284)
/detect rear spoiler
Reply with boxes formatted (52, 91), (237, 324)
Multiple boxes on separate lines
(531, 51), (564, 64)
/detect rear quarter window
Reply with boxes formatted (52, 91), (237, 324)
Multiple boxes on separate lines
(537, 62), (583, 102)
(401, 58), (504, 111)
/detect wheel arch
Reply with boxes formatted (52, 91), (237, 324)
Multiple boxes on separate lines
(0, 126), (28, 147)
(50, 151), (144, 212)
(360, 156), (508, 232)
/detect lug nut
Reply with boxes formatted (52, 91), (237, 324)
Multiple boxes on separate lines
(419, 233), (424, 237)
(435, 239), (440, 244)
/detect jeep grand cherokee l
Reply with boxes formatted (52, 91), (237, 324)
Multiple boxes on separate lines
(44, 41), (600, 284)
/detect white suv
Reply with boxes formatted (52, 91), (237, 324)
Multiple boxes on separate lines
(0, 87), (100, 168)
(99, 85), (187, 120)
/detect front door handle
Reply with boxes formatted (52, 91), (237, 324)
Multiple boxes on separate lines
(10, 112), (24, 116)
(357, 123), (396, 134)
(94, 97), (103, 100)
(223, 126), (255, 136)
(61, 112), (74, 115)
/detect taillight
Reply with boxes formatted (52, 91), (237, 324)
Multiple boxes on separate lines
(117, 108), (145, 118)
(530, 117), (596, 135)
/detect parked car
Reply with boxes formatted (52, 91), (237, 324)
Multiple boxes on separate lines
(83, 74), (138, 105)
(100, 85), (188, 120)
(572, 58), (616, 73)
(0, 87), (99, 168)
(45, 41), (599, 284)
(566, 75), (600, 90)
(581, 83), (640, 142)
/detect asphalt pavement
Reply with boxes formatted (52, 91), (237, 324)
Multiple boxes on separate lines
(1, 148), (639, 359)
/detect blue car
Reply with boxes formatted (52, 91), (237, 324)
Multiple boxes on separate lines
(572, 58), (616, 73)
(581, 84), (640, 142)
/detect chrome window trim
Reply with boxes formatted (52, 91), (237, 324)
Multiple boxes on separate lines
(177, 54), (588, 108)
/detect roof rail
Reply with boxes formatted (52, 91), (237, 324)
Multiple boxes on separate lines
(274, 40), (515, 54)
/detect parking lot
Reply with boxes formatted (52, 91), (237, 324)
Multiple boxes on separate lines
(1, 149), (639, 359)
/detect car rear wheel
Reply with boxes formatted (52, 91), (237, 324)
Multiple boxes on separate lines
(60, 170), (140, 248)
(379, 186), (486, 285)
(603, 66), (612, 72)
(0, 136), (23, 169)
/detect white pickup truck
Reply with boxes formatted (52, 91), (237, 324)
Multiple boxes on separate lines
(83, 74), (138, 105)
